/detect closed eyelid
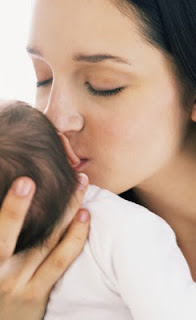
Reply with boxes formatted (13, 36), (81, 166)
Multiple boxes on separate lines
(36, 78), (53, 87)
(85, 83), (124, 97)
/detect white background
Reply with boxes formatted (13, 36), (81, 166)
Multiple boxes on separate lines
(0, 1), (35, 104)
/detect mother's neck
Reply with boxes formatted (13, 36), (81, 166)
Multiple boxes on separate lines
(134, 142), (196, 278)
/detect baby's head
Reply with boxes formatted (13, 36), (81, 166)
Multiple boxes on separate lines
(0, 100), (78, 254)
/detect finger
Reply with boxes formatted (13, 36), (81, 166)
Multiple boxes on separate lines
(0, 177), (36, 262)
(30, 208), (90, 294)
(10, 173), (89, 287)
(40, 173), (89, 249)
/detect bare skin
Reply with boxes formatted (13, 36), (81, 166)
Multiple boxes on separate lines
(0, 174), (90, 320)
(0, 0), (195, 319)
(29, 0), (196, 275)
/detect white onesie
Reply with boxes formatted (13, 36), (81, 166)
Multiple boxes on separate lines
(45, 185), (196, 320)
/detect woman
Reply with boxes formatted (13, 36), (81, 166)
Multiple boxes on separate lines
(0, 0), (195, 319)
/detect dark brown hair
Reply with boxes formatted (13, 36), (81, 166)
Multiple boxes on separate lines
(115, 0), (196, 202)
(0, 101), (78, 254)
(114, 0), (196, 91)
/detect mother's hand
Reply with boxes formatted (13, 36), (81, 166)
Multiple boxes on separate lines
(0, 175), (89, 320)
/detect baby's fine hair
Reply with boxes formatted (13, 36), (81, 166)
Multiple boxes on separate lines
(0, 101), (78, 254)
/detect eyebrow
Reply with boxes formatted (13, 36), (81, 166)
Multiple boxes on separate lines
(73, 53), (131, 65)
(26, 46), (132, 66)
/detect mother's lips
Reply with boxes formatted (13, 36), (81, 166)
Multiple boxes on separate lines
(74, 159), (88, 171)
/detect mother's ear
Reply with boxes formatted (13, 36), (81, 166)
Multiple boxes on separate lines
(191, 97), (196, 122)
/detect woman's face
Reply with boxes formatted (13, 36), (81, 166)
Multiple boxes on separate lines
(28, 0), (190, 194)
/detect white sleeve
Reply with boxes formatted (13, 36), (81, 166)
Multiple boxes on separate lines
(112, 210), (196, 320)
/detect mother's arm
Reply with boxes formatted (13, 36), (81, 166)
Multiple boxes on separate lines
(0, 176), (89, 320)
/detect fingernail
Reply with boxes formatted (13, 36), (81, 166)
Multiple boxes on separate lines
(12, 178), (34, 197)
(78, 173), (88, 190)
(77, 210), (89, 223)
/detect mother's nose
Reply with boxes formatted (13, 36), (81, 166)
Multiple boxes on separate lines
(44, 87), (84, 134)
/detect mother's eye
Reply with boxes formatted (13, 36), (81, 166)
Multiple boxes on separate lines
(85, 82), (124, 97)
(36, 78), (53, 88)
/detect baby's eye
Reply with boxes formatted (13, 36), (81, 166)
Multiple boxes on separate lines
(85, 82), (124, 97)
(36, 78), (53, 88)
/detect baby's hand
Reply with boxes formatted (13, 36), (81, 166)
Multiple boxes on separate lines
(0, 175), (89, 320)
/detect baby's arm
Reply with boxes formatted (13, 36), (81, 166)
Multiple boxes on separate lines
(112, 207), (196, 320)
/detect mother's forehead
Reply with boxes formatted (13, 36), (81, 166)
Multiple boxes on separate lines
(29, 0), (140, 52)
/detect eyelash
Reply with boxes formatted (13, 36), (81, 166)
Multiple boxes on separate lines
(85, 83), (124, 97)
(36, 78), (124, 97)
(36, 78), (53, 88)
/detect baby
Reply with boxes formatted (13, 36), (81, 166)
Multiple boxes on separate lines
(0, 100), (195, 320)
(0, 100), (77, 253)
